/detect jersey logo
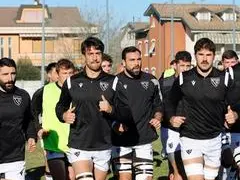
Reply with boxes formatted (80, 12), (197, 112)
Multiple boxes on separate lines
(100, 82), (109, 91)
(74, 151), (80, 157)
(186, 149), (192, 154)
(141, 81), (149, 90)
(79, 83), (83, 88)
(211, 77), (220, 88)
(13, 95), (22, 106)
(168, 142), (173, 149)
(123, 84), (127, 89)
(191, 80), (196, 86)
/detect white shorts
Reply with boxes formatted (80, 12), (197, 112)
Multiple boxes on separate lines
(66, 148), (111, 172)
(111, 143), (153, 161)
(161, 127), (180, 154)
(0, 161), (25, 180)
(180, 134), (221, 179)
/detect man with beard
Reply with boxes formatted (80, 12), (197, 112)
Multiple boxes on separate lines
(166, 38), (238, 180)
(0, 57), (36, 180)
(111, 46), (162, 180)
(55, 37), (118, 180)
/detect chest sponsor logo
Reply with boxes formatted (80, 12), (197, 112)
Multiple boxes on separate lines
(100, 81), (109, 91)
(191, 80), (196, 86)
(210, 77), (220, 88)
(79, 83), (83, 88)
(13, 95), (22, 106)
(141, 81), (149, 90)
(123, 84), (127, 89)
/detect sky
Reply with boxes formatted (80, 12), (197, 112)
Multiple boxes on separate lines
(0, 0), (239, 23)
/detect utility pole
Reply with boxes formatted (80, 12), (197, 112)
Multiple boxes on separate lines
(233, 0), (236, 51)
(106, 0), (109, 53)
(170, 0), (174, 61)
(41, 0), (45, 86)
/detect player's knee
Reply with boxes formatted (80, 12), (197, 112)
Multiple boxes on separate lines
(76, 172), (93, 180)
(134, 162), (153, 180)
(184, 163), (203, 177)
(113, 160), (132, 173)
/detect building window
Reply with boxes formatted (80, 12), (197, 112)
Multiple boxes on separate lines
(144, 40), (149, 56)
(151, 67), (156, 76)
(20, 9), (43, 23)
(74, 39), (81, 53)
(197, 12), (211, 21)
(138, 41), (142, 56)
(0, 37), (4, 58)
(223, 13), (236, 21)
(33, 38), (54, 53)
(149, 39), (156, 56)
(151, 15), (155, 28)
(144, 67), (149, 73)
(8, 37), (12, 58)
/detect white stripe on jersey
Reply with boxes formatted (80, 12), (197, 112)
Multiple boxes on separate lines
(224, 72), (229, 87)
(67, 77), (71, 89)
(112, 77), (118, 91)
(151, 78), (163, 100)
(179, 72), (183, 85)
(228, 66), (234, 80)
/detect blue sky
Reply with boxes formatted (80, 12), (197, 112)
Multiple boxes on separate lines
(0, 0), (239, 23)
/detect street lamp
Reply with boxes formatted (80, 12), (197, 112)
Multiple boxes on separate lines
(106, 0), (109, 53)
(233, 0), (236, 51)
(41, 0), (46, 86)
(170, 0), (174, 62)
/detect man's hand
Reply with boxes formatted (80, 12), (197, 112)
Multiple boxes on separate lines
(37, 129), (49, 139)
(112, 121), (128, 135)
(63, 106), (76, 124)
(149, 118), (161, 130)
(170, 116), (185, 128)
(99, 95), (112, 113)
(225, 105), (238, 128)
(27, 138), (36, 153)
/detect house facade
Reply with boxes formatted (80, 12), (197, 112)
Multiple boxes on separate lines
(139, 3), (240, 78)
(0, 2), (98, 66)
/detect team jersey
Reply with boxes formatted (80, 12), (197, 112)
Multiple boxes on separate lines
(112, 71), (163, 147)
(42, 82), (70, 152)
(0, 86), (36, 163)
(159, 75), (184, 131)
(227, 64), (240, 133)
(56, 69), (118, 151)
(166, 67), (232, 139)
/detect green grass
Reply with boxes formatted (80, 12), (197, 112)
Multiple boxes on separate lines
(25, 137), (168, 180)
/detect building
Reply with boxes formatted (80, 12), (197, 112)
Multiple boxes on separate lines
(120, 22), (149, 50)
(0, 1), (98, 67)
(139, 3), (240, 78)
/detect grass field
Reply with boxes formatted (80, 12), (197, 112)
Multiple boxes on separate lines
(25, 137), (168, 180)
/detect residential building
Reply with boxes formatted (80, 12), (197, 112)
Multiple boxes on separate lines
(0, 2), (98, 67)
(120, 22), (149, 49)
(140, 3), (240, 78)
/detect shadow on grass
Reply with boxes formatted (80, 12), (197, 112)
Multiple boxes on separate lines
(25, 166), (45, 180)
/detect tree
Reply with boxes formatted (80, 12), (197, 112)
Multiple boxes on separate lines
(79, 5), (124, 73)
(16, 57), (41, 80)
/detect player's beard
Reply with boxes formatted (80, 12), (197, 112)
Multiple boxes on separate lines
(126, 66), (141, 79)
(0, 80), (15, 93)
